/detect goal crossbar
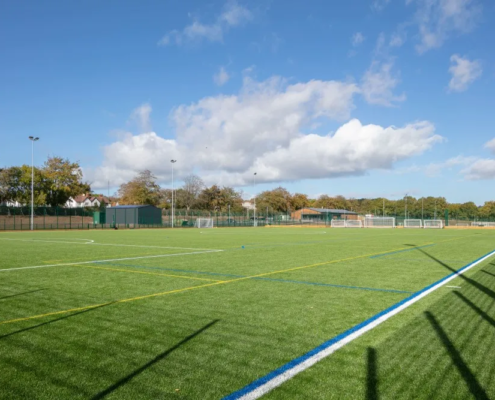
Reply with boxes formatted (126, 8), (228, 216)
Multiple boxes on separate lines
(364, 217), (395, 228)
(404, 219), (423, 228)
(195, 218), (214, 228)
(423, 219), (443, 229)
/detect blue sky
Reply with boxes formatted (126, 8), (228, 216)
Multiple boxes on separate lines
(1, 0), (495, 204)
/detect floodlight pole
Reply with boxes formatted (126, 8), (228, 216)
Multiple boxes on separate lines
(28, 136), (39, 231)
(405, 193), (408, 220)
(422, 198), (424, 220)
(253, 172), (257, 227)
(171, 160), (176, 228)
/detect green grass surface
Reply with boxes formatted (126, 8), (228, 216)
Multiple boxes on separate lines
(1, 227), (495, 399)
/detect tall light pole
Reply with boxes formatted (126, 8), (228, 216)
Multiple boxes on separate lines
(422, 197), (424, 221)
(404, 193), (408, 220)
(253, 172), (257, 227)
(171, 160), (176, 228)
(28, 136), (39, 231)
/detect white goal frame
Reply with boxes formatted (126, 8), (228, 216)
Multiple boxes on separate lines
(472, 221), (495, 227)
(345, 220), (363, 228)
(331, 219), (363, 228)
(404, 219), (423, 228)
(195, 218), (214, 228)
(331, 220), (346, 228)
(423, 220), (443, 229)
(364, 217), (396, 228)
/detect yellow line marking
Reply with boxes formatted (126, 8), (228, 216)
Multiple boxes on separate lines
(0, 235), (473, 326)
(74, 264), (222, 283)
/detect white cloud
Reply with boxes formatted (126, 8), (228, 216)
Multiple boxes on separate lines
(485, 138), (495, 154)
(361, 61), (406, 106)
(412, 0), (482, 53)
(448, 54), (482, 92)
(389, 31), (406, 47)
(462, 159), (495, 180)
(129, 103), (152, 133)
(351, 32), (365, 47)
(213, 66), (230, 86)
(158, 1), (252, 46)
(372, 0), (391, 11)
(87, 76), (442, 189)
(425, 155), (476, 177)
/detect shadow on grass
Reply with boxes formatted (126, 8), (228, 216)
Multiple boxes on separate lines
(0, 303), (114, 340)
(366, 347), (378, 400)
(482, 270), (495, 279)
(410, 246), (495, 300)
(0, 289), (45, 301)
(425, 312), (490, 400)
(453, 291), (495, 328)
(91, 319), (220, 400)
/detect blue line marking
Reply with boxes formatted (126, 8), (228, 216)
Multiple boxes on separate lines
(253, 277), (412, 294)
(223, 248), (495, 400)
(93, 262), (411, 294)
(370, 244), (436, 259)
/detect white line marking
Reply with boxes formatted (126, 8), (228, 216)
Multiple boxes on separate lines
(229, 249), (495, 400)
(446, 286), (462, 288)
(0, 237), (217, 251)
(0, 250), (223, 272)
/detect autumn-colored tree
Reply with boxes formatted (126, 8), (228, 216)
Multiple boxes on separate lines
(118, 170), (161, 205)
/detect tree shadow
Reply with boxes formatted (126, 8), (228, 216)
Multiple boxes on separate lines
(0, 289), (46, 301)
(91, 319), (220, 400)
(0, 303), (114, 340)
(425, 312), (490, 400)
(412, 246), (495, 300)
(366, 347), (378, 400)
(453, 292), (495, 328)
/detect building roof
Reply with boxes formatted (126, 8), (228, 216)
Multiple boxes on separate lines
(305, 208), (357, 215)
(107, 205), (154, 209)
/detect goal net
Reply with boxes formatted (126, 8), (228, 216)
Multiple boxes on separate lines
(364, 217), (395, 228)
(423, 220), (443, 229)
(195, 218), (214, 228)
(331, 220), (346, 228)
(472, 221), (495, 227)
(345, 220), (363, 228)
(404, 219), (423, 228)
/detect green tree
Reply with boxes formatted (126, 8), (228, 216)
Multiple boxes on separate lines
(43, 157), (90, 206)
(256, 187), (292, 212)
(118, 170), (161, 205)
(291, 193), (310, 210)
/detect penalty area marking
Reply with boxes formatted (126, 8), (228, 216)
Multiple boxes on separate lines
(0, 237), (216, 251)
(0, 249), (223, 272)
(223, 248), (495, 400)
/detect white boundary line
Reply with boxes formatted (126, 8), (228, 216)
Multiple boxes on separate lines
(0, 237), (218, 251)
(0, 250), (223, 272)
(224, 248), (495, 400)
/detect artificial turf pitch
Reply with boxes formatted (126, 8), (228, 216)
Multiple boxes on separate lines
(1, 227), (495, 399)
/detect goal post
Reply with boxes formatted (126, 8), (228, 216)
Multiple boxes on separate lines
(345, 220), (363, 228)
(364, 217), (395, 228)
(423, 220), (443, 229)
(404, 219), (423, 228)
(331, 219), (363, 228)
(331, 220), (346, 228)
(194, 218), (214, 228)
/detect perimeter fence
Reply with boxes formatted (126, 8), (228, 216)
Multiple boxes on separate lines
(0, 206), (493, 231)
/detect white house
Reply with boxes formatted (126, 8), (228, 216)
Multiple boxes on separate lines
(65, 194), (110, 208)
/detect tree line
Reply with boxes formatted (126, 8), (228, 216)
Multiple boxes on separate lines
(0, 157), (89, 206)
(2, 161), (494, 220)
(118, 170), (495, 220)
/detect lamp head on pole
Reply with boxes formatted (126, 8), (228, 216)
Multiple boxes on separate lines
(28, 136), (39, 142)
(171, 159), (176, 164)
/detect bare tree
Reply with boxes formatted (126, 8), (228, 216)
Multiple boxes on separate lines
(181, 174), (205, 210)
